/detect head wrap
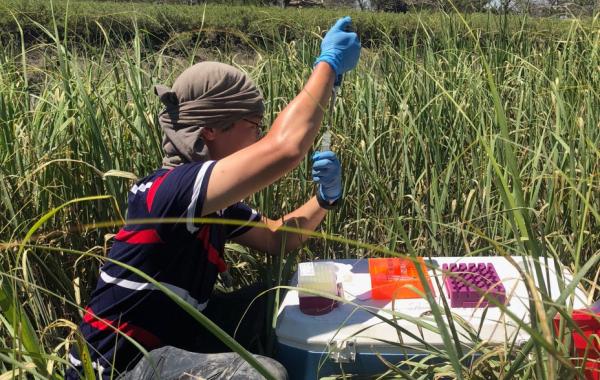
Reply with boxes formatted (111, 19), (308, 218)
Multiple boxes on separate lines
(154, 61), (264, 167)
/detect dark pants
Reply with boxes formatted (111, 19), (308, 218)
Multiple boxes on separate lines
(122, 284), (288, 380)
(193, 284), (268, 353)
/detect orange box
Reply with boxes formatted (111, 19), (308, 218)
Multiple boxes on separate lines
(368, 258), (435, 300)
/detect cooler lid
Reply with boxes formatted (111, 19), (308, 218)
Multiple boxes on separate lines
(275, 256), (589, 354)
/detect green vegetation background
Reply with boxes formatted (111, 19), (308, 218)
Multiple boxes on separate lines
(1, 0), (590, 48)
(0, 0), (598, 378)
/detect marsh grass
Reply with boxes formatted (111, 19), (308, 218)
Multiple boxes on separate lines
(0, 1), (599, 378)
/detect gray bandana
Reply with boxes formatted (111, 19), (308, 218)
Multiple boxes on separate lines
(154, 61), (264, 168)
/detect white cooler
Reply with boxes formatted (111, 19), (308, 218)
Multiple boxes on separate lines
(275, 256), (589, 380)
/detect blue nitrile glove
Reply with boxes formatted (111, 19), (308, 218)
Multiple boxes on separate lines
(314, 16), (361, 85)
(312, 151), (342, 203)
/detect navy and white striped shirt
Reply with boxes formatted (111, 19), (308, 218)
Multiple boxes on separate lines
(66, 160), (261, 379)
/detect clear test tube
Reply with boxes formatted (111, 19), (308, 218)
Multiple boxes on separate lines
(320, 85), (338, 152)
(320, 130), (331, 152)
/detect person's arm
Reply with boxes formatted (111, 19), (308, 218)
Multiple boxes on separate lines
(233, 197), (327, 256)
(202, 63), (334, 216)
(232, 150), (343, 255)
(201, 17), (360, 216)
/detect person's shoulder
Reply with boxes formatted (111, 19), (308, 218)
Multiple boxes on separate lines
(145, 161), (217, 193)
(171, 160), (216, 173)
(133, 167), (169, 185)
(163, 161), (216, 181)
(134, 163), (205, 183)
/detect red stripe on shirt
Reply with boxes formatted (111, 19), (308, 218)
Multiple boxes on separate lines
(207, 244), (228, 272)
(115, 229), (163, 244)
(146, 170), (172, 213)
(197, 225), (227, 273)
(83, 307), (161, 348)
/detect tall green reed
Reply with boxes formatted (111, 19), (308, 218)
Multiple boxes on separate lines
(0, 3), (598, 378)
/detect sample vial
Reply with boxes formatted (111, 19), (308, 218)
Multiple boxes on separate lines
(320, 130), (331, 152)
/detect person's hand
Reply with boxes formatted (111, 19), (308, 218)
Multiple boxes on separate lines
(314, 16), (361, 83)
(312, 151), (342, 203)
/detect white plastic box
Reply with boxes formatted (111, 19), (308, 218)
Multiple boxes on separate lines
(275, 256), (589, 380)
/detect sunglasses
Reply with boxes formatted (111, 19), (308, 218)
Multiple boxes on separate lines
(242, 118), (266, 137)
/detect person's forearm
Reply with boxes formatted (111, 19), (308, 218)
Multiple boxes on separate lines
(268, 196), (328, 254)
(263, 62), (336, 159)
